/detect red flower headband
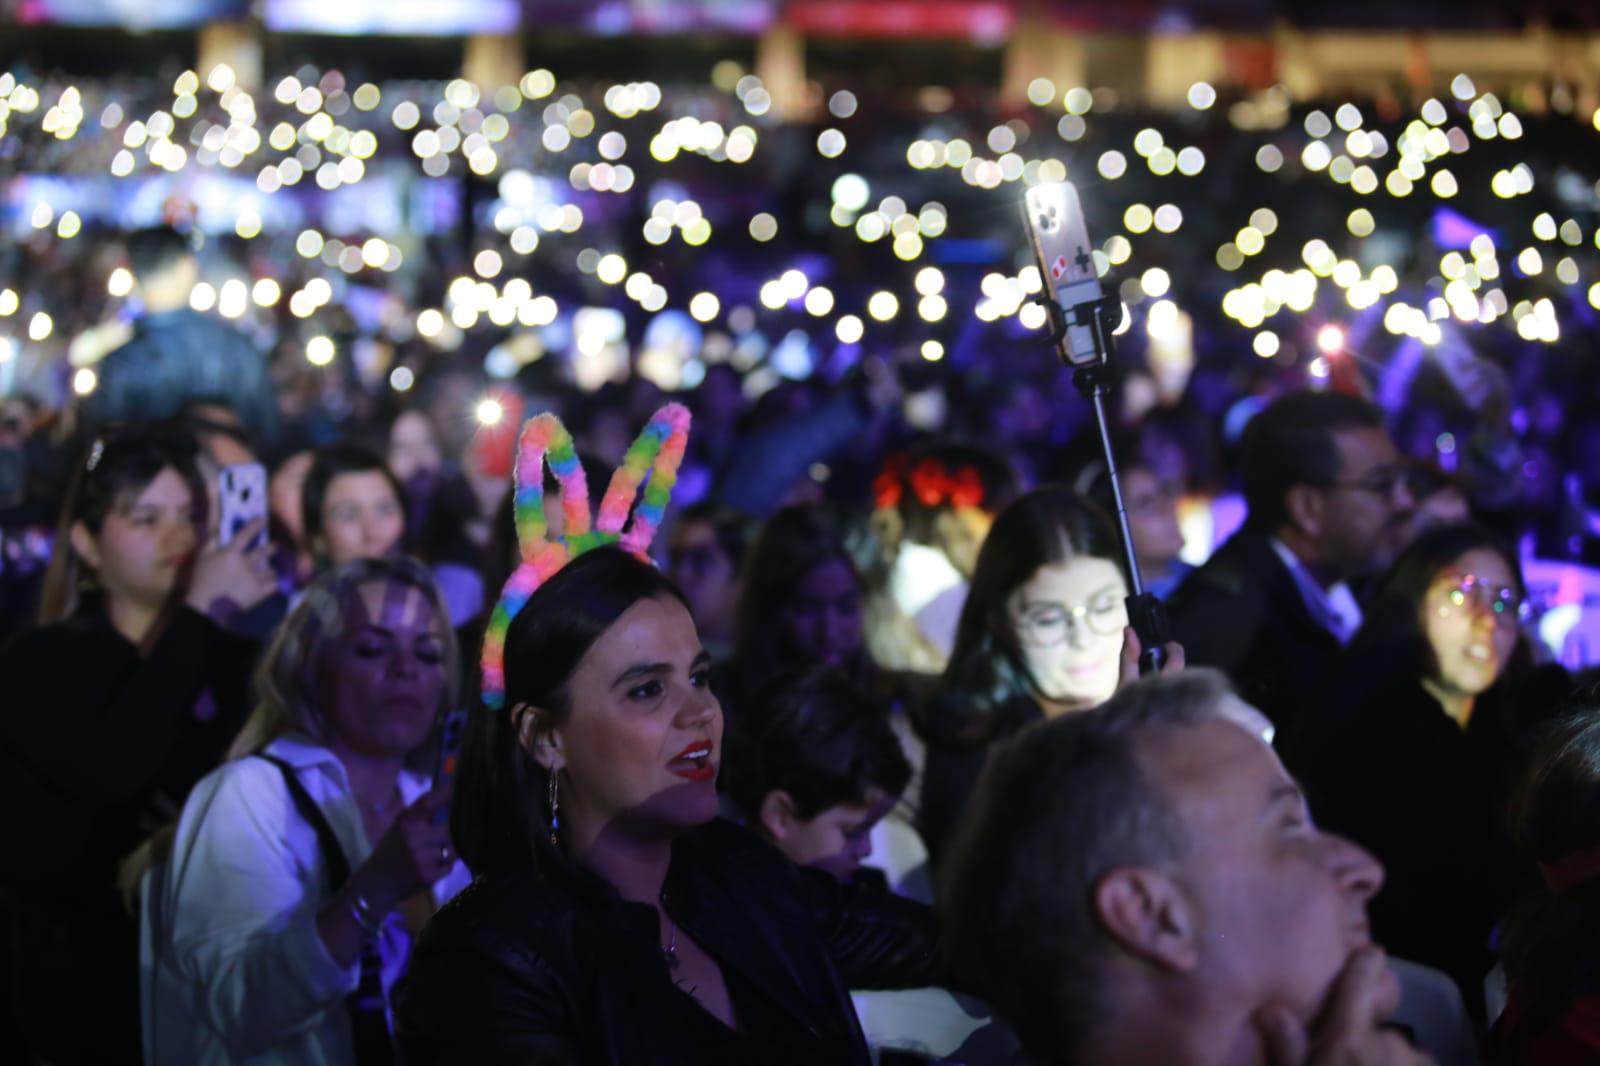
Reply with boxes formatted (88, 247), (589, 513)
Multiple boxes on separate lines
(874, 454), (986, 512)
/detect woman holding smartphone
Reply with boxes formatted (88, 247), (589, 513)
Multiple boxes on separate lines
(140, 556), (468, 1065)
(0, 426), (277, 1062)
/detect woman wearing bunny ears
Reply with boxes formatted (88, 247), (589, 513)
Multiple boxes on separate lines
(396, 405), (945, 1064)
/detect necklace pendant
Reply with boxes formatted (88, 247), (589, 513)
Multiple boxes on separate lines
(662, 943), (680, 971)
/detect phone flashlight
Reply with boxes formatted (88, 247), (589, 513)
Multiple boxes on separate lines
(475, 397), (505, 426)
(472, 389), (524, 480)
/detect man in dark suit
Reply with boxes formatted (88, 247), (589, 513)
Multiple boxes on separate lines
(1167, 391), (1415, 730)
(81, 226), (278, 447)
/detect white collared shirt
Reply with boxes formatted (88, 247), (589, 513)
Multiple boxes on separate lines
(1269, 538), (1364, 645)
(140, 733), (470, 1066)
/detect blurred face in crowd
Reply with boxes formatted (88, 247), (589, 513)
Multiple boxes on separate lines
(0, 400), (27, 508)
(581, 410), (635, 468)
(1404, 485), (1471, 547)
(934, 506), (992, 580)
(763, 786), (897, 884)
(70, 467), (199, 611)
(0, 397), (36, 445)
(1422, 548), (1521, 701)
(320, 580), (447, 760)
(667, 520), (737, 640)
(697, 366), (743, 431)
(189, 404), (256, 469)
(1138, 432), (1191, 494)
(269, 450), (314, 545)
(779, 557), (865, 669)
(1135, 714), (1385, 1028)
(526, 595), (722, 843)
(319, 471), (404, 566)
(1123, 467), (1186, 572)
(425, 374), (481, 461)
(1315, 428), (1415, 579)
(1009, 555), (1128, 712)
(389, 410), (443, 483)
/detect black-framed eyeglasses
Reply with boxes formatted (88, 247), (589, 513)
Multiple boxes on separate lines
(1321, 465), (1408, 497)
(1014, 593), (1128, 645)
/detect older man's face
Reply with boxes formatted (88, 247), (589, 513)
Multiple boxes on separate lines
(1141, 714), (1384, 1023)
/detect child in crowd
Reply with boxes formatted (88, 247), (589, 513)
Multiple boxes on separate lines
(725, 668), (1017, 1065)
(725, 668), (912, 886)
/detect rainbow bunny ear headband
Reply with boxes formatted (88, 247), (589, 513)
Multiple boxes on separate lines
(480, 402), (692, 710)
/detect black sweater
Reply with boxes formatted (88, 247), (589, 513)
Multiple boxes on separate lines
(1, 605), (258, 903)
(1, 605), (260, 1060)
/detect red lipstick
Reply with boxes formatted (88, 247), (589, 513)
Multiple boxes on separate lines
(667, 740), (716, 782)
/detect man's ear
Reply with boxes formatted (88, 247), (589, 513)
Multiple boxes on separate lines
(1093, 867), (1201, 973)
(513, 703), (564, 774)
(758, 790), (801, 842)
(1283, 483), (1326, 540)
(69, 521), (101, 572)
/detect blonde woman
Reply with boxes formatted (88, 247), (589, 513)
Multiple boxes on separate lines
(140, 557), (469, 1065)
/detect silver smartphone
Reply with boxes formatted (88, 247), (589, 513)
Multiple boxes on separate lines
(1023, 181), (1105, 367)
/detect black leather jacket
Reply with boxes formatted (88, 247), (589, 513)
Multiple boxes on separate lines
(396, 819), (944, 1065)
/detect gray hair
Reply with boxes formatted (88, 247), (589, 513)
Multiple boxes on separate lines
(937, 668), (1240, 1066)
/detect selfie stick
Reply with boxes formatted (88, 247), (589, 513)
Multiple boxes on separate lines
(1034, 291), (1170, 675)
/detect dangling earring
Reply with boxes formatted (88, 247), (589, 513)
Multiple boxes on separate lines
(547, 770), (561, 847)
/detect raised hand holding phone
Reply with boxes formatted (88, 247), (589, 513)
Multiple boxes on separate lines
(184, 519), (276, 620)
(218, 462), (269, 552)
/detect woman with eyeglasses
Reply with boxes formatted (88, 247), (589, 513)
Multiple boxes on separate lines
(915, 487), (1177, 868)
(1286, 522), (1572, 1017)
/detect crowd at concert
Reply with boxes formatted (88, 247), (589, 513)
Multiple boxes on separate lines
(3, 44), (1600, 1066)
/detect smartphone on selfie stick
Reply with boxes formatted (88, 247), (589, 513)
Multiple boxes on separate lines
(1022, 181), (1170, 675)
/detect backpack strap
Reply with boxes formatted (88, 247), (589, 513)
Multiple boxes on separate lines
(257, 754), (394, 1066)
(259, 754), (352, 888)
